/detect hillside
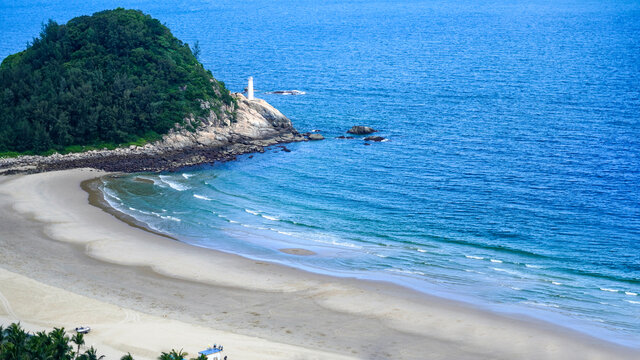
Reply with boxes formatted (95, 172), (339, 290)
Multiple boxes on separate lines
(0, 8), (235, 154)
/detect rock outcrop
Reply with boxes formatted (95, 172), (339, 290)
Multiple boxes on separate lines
(347, 126), (377, 135)
(0, 93), (305, 175)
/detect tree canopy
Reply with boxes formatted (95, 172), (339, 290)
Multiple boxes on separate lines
(0, 323), (211, 360)
(0, 8), (234, 154)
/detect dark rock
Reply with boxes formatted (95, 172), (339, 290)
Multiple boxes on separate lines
(336, 136), (346, 139)
(364, 136), (385, 142)
(268, 90), (306, 95)
(364, 142), (371, 146)
(308, 133), (324, 141)
(0, 94), (305, 175)
(347, 126), (377, 135)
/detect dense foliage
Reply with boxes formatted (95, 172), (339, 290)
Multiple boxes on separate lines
(0, 323), (208, 360)
(0, 8), (234, 154)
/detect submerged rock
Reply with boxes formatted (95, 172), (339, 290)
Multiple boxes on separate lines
(364, 136), (386, 142)
(347, 126), (377, 135)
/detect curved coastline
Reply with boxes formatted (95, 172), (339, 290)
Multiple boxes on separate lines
(82, 173), (640, 356)
(0, 169), (638, 360)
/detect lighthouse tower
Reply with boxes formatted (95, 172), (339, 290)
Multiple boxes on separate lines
(247, 77), (254, 100)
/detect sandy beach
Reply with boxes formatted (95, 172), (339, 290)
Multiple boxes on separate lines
(0, 169), (637, 360)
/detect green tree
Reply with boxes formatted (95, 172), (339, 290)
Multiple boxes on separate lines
(71, 332), (85, 359)
(49, 328), (72, 360)
(0, 8), (236, 155)
(78, 346), (105, 360)
(192, 41), (201, 61)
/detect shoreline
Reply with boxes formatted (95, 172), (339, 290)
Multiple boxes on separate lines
(0, 169), (638, 359)
(89, 171), (639, 349)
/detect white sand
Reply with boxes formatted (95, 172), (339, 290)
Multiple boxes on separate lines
(0, 169), (637, 360)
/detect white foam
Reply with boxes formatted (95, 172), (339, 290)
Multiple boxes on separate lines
(522, 301), (560, 308)
(127, 207), (152, 216)
(245, 209), (260, 216)
(193, 194), (212, 201)
(552, 281), (562, 286)
(102, 187), (122, 202)
(464, 269), (486, 275)
(151, 212), (181, 222)
(182, 173), (195, 179)
(159, 175), (189, 191)
(492, 267), (520, 276)
(525, 264), (543, 269)
(386, 268), (426, 276)
(465, 255), (483, 260)
(625, 292), (637, 296)
(416, 249), (427, 253)
(262, 215), (280, 221)
(600, 288), (619, 293)
(490, 259), (503, 263)
(315, 239), (362, 249)
(160, 215), (181, 222)
(624, 300), (640, 304)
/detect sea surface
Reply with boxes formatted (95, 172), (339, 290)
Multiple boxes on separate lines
(2, 0), (640, 348)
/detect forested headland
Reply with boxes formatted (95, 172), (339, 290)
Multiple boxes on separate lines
(0, 8), (234, 155)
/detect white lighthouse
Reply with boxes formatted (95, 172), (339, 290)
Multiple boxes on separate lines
(247, 76), (254, 100)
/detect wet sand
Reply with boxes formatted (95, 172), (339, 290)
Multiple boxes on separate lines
(0, 169), (637, 360)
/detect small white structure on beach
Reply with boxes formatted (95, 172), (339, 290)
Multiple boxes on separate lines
(198, 346), (223, 360)
(247, 76), (254, 100)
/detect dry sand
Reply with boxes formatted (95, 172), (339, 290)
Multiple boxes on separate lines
(0, 169), (637, 360)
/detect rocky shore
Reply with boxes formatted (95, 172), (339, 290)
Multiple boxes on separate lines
(0, 93), (305, 175)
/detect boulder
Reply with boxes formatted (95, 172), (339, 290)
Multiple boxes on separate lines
(308, 133), (324, 141)
(347, 126), (377, 135)
(364, 136), (385, 142)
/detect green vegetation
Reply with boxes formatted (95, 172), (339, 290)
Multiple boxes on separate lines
(0, 323), (209, 360)
(0, 8), (235, 154)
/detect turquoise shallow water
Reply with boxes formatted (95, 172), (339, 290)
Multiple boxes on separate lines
(2, 0), (640, 348)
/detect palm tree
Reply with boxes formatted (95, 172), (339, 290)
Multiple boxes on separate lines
(4, 322), (28, 360)
(49, 327), (72, 360)
(78, 346), (105, 360)
(71, 332), (85, 359)
(26, 331), (53, 360)
(5, 323), (27, 347)
(170, 349), (188, 360)
(159, 349), (188, 360)
(120, 352), (134, 360)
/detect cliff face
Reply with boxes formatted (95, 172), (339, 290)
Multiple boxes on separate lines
(160, 93), (300, 151)
(0, 94), (305, 174)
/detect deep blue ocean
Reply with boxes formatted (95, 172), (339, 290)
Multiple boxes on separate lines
(2, 0), (639, 348)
